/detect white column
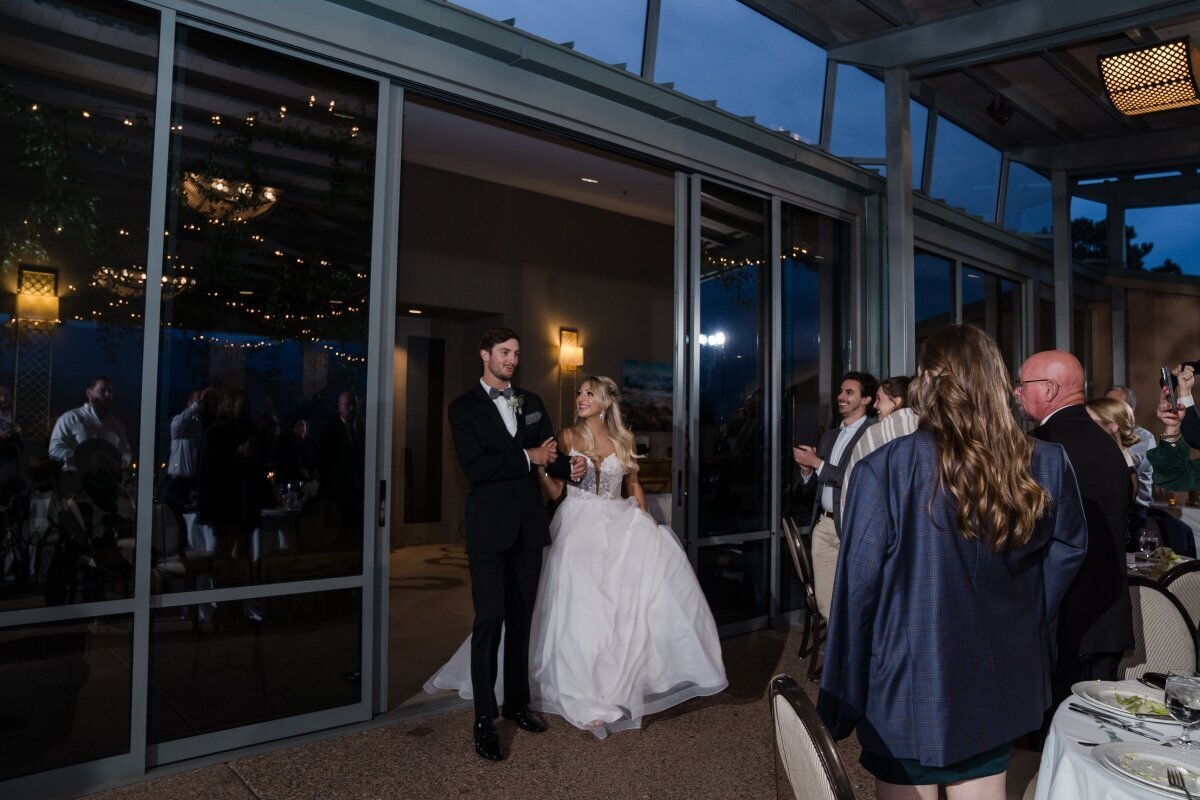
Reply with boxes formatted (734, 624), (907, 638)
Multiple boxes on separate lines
(885, 66), (915, 374)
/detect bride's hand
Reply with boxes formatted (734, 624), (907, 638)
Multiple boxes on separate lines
(569, 455), (587, 482)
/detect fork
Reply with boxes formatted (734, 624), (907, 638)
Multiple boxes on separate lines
(1168, 766), (1196, 800)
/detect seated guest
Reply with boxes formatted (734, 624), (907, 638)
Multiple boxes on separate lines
(48, 376), (131, 472)
(1085, 396), (1142, 527)
(1104, 385), (1155, 533)
(1168, 363), (1200, 449)
(819, 325), (1087, 800)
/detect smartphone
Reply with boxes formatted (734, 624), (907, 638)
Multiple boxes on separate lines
(1162, 366), (1179, 411)
(1140, 671), (1167, 690)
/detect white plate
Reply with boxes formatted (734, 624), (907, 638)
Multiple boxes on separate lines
(1073, 680), (1173, 721)
(1093, 742), (1200, 797)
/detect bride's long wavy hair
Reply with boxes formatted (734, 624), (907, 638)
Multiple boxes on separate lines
(570, 375), (639, 473)
(908, 325), (1049, 552)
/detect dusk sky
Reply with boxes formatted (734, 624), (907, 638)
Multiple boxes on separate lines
(1074, 197), (1200, 276)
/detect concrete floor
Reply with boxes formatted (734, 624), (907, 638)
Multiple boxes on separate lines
(83, 623), (875, 800)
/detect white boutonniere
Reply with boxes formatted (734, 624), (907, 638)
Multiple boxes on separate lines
(507, 394), (525, 413)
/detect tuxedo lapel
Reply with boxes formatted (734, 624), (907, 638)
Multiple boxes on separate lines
(476, 385), (511, 439)
(513, 387), (526, 441)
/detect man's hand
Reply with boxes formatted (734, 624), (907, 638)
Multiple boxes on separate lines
(569, 455), (587, 482)
(526, 437), (557, 466)
(793, 444), (821, 475)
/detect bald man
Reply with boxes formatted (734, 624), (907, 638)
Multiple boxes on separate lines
(1015, 351), (1133, 705)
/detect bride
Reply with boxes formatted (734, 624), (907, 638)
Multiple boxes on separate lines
(427, 375), (727, 738)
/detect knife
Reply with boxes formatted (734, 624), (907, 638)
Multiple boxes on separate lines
(1069, 704), (1163, 740)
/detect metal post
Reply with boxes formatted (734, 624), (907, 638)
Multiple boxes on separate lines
(1051, 170), (1073, 351)
(885, 67), (915, 375)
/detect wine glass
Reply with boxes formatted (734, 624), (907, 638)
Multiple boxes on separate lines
(1139, 529), (1159, 556)
(1165, 674), (1200, 749)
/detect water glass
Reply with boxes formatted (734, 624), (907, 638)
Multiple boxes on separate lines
(1139, 529), (1159, 555)
(1165, 675), (1200, 749)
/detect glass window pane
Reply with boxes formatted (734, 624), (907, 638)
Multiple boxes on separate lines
(450, 0), (647, 71)
(1126, 205), (1200, 274)
(152, 27), (377, 594)
(1003, 162), (1051, 235)
(148, 589), (360, 742)
(697, 182), (768, 537)
(656, 0), (826, 143)
(829, 67), (927, 189)
(0, 614), (132, 780)
(929, 117), (1002, 221)
(780, 204), (848, 527)
(915, 250), (954, 355)
(697, 538), (769, 625)
(0, 0), (159, 612)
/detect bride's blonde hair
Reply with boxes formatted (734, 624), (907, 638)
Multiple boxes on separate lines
(571, 375), (639, 473)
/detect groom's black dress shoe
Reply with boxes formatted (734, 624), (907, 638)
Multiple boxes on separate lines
(473, 715), (503, 761)
(501, 704), (548, 733)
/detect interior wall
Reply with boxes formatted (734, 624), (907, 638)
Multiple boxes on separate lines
(1123, 283), (1200, 437)
(391, 163), (675, 547)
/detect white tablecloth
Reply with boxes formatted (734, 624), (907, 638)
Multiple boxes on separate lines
(1034, 682), (1182, 800)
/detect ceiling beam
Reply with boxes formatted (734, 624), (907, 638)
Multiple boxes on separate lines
(740, 0), (845, 47)
(963, 64), (1080, 140)
(826, 0), (1200, 76)
(1008, 126), (1200, 172)
(857, 0), (913, 27)
(1072, 171), (1200, 207)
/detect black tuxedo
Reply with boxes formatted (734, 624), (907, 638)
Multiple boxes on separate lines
(449, 383), (570, 718)
(1032, 404), (1134, 694)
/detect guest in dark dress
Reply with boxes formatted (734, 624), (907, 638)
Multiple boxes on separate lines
(274, 416), (318, 486)
(819, 325), (1087, 800)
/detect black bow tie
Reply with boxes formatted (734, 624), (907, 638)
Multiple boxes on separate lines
(488, 386), (514, 400)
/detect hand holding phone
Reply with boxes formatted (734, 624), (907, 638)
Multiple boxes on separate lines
(1162, 366), (1179, 412)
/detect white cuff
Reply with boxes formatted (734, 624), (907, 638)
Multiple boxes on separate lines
(1181, 394), (1195, 409)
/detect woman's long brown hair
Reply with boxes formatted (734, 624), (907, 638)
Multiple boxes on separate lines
(908, 325), (1049, 551)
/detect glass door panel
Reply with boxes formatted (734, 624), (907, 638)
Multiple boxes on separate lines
(148, 23), (378, 746)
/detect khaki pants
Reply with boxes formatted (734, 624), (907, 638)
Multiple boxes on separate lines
(810, 513), (839, 621)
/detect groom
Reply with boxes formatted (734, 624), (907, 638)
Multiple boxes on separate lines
(448, 327), (584, 761)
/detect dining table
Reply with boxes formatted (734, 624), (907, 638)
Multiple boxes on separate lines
(1034, 679), (1198, 799)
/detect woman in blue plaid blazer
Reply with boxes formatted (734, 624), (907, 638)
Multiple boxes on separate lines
(817, 325), (1088, 799)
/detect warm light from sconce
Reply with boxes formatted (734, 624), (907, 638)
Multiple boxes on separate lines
(16, 293), (59, 322)
(559, 328), (584, 367)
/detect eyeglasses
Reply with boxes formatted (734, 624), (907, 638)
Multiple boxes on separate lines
(1014, 378), (1053, 392)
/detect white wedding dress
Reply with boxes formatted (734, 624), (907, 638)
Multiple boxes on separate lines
(425, 452), (727, 738)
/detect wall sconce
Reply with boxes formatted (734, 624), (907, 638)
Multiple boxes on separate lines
(16, 266), (59, 323)
(559, 327), (584, 369)
(1099, 37), (1200, 116)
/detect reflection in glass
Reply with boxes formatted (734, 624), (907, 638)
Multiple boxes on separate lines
(696, 538), (769, 625)
(697, 183), (768, 537)
(450, 0), (647, 71)
(150, 28), (376, 595)
(0, 614), (132, 780)
(915, 250), (954, 356)
(0, 0), (159, 611)
(1003, 162), (1051, 236)
(829, 65), (928, 189)
(148, 589), (360, 742)
(780, 204), (848, 546)
(961, 268), (1022, 376)
(929, 117), (1002, 221)
(656, 0), (826, 143)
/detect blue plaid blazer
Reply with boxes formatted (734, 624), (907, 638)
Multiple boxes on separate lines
(816, 430), (1088, 767)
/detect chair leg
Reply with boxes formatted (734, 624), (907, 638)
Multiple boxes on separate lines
(807, 618), (826, 680)
(798, 612), (813, 659)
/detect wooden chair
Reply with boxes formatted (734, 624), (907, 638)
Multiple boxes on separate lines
(1119, 575), (1198, 679)
(782, 515), (825, 678)
(769, 674), (855, 800)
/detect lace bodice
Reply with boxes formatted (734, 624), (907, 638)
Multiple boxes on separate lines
(567, 451), (626, 501)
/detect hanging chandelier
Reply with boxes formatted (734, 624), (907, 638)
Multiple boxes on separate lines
(92, 266), (194, 300)
(180, 171), (280, 222)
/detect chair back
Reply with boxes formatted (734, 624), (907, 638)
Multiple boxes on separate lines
(769, 674), (855, 800)
(782, 516), (820, 619)
(1119, 576), (1198, 679)
(1161, 560), (1200, 631)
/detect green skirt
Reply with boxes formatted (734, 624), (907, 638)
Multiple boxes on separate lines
(860, 744), (1012, 786)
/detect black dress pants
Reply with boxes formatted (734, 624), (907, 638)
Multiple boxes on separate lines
(467, 530), (543, 719)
